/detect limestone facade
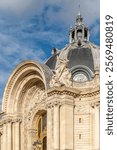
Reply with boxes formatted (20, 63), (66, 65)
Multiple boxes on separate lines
(0, 12), (100, 150)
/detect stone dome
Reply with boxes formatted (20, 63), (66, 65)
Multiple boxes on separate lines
(45, 12), (100, 82)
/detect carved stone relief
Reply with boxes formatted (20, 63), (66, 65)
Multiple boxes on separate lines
(23, 85), (47, 149)
(50, 58), (72, 87)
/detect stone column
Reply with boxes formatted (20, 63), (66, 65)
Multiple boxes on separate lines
(60, 96), (74, 150)
(47, 105), (53, 150)
(2, 123), (7, 150)
(7, 122), (12, 150)
(20, 123), (24, 150)
(54, 102), (60, 150)
(12, 123), (15, 150)
(15, 121), (20, 150)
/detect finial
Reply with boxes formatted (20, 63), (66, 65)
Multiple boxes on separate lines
(76, 4), (83, 24)
(78, 4), (80, 14)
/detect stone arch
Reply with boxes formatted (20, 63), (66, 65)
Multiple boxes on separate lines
(28, 108), (47, 150)
(15, 75), (44, 113)
(2, 61), (52, 113)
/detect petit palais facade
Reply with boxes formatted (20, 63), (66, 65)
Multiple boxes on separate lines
(0, 12), (100, 150)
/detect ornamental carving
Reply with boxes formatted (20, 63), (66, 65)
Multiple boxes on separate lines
(74, 103), (90, 114)
(90, 101), (100, 109)
(46, 101), (60, 109)
(50, 58), (72, 87)
(23, 87), (47, 149)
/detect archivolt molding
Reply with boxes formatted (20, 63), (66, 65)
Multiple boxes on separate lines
(23, 87), (47, 128)
(24, 98), (46, 125)
(23, 96), (47, 149)
(2, 61), (52, 113)
(14, 76), (44, 113)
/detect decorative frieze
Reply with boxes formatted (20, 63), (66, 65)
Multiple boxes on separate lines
(47, 86), (80, 98)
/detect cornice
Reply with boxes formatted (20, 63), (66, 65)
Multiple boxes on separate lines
(47, 85), (99, 98)
(47, 86), (80, 98)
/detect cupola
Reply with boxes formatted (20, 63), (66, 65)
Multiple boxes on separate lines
(69, 12), (89, 44)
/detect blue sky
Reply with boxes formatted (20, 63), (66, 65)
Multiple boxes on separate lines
(0, 0), (100, 103)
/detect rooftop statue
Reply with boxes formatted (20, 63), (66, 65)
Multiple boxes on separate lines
(50, 57), (72, 87)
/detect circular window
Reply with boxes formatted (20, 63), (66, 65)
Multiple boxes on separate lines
(73, 72), (88, 82)
(71, 65), (94, 82)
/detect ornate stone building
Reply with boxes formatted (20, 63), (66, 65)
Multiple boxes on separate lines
(0, 12), (100, 150)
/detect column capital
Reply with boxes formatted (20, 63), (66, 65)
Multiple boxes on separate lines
(12, 118), (22, 123)
(90, 101), (100, 109)
(54, 101), (60, 107)
(46, 101), (61, 109)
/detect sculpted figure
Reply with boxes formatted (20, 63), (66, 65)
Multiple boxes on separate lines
(59, 67), (72, 86)
(50, 57), (72, 87)
(55, 57), (69, 79)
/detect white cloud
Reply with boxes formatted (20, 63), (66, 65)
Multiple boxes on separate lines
(0, 0), (99, 26)
(46, 0), (99, 26)
(0, 0), (33, 13)
(0, 32), (47, 71)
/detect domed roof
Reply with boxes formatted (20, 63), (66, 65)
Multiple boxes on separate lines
(45, 13), (100, 82)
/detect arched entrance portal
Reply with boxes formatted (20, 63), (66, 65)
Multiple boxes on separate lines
(33, 110), (47, 150)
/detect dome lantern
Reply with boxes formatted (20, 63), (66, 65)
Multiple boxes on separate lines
(69, 12), (90, 44)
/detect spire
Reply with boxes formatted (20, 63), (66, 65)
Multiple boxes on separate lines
(76, 5), (83, 25)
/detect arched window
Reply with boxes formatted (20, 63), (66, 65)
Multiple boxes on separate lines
(84, 28), (88, 39)
(37, 112), (47, 150)
(72, 30), (75, 39)
(43, 137), (47, 150)
(38, 119), (42, 138)
(77, 29), (82, 39)
(71, 65), (94, 82)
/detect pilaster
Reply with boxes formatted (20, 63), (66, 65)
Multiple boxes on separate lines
(7, 122), (12, 150)
(47, 104), (53, 150)
(47, 87), (79, 150)
(15, 121), (20, 150)
(2, 123), (7, 150)
(60, 95), (74, 150)
(53, 101), (60, 150)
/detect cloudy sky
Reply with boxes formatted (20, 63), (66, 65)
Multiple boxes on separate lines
(0, 0), (100, 104)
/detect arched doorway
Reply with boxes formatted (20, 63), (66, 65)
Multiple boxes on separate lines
(43, 137), (47, 150)
(34, 111), (47, 150)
